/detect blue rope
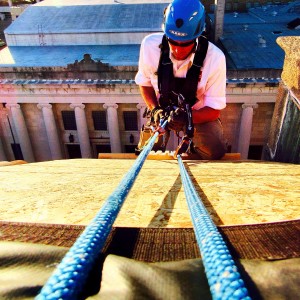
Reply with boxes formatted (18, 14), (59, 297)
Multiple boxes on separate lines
(36, 120), (168, 300)
(177, 155), (251, 300)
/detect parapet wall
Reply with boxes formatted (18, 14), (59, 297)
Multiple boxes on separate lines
(264, 37), (300, 164)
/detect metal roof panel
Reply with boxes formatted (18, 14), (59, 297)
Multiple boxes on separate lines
(5, 3), (167, 34)
(0, 45), (140, 67)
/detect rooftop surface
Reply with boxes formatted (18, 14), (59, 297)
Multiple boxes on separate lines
(0, 1), (299, 70)
(211, 1), (300, 70)
(220, 22), (298, 69)
(5, 2), (167, 34)
(0, 44), (140, 67)
(34, 0), (171, 5)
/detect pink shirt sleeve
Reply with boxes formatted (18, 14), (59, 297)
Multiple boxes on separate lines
(135, 34), (162, 89)
(193, 43), (227, 110)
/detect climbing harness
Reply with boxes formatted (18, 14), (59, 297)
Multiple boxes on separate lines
(177, 155), (251, 300)
(36, 121), (168, 300)
(36, 120), (250, 299)
(157, 34), (208, 109)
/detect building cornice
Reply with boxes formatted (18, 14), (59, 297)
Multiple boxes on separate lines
(0, 78), (279, 104)
(0, 77), (280, 86)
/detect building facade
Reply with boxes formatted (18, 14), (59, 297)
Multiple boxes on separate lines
(0, 74), (278, 162)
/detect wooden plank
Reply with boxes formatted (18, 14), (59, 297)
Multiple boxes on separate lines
(221, 153), (241, 160)
(0, 159), (299, 227)
(98, 152), (241, 160)
(98, 153), (136, 159)
(98, 152), (174, 160)
(0, 160), (27, 167)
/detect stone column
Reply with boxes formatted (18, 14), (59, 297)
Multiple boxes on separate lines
(237, 103), (258, 159)
(6, 103), (35, 162)
(136, 103), (147, 130)
(264, 37), (300, 163)
(70, 103), (92, 158)
(214, 0), (226, 43)
(103, 103), (121, 153)
(37, 103), (63, 160)
(0, 109), (7, 161)
(7, 0), (12, 6)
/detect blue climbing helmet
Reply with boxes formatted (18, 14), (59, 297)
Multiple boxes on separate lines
(163, 0), (206, 42)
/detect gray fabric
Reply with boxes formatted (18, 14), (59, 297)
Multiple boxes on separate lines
(94, 255), (211, 300)
(1, 242), (300, 300)
(93, 255), (300, 300)
(0, 241), (68, 300)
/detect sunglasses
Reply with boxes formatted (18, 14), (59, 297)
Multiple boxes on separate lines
(167, 38), (195, 47)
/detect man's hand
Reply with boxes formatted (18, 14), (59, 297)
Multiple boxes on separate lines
(167, 108), (187, 132)
(151, 107), (166, 126)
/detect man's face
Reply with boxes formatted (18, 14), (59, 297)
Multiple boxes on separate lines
(167, 38), (195, 61)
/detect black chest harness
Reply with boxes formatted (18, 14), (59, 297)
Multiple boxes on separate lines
(156, 35), (209, 156)
(157, 34), (209, 109)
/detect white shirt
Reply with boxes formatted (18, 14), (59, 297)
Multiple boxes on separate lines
(135, 32), (227, 110)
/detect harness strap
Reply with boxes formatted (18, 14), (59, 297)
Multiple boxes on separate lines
(157, 35), (209, 108)
(157, 35), (174, 108)
(184, 36), (208, 104)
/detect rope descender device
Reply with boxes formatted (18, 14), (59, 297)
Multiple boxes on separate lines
(151, 118), (167, 136)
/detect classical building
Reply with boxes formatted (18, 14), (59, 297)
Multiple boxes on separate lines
(0, 0), (299, 162)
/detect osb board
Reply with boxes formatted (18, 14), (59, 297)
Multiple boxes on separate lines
(0, 159), (299, 227)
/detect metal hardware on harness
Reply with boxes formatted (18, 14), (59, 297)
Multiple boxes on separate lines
(36, 120), (168, 300)
(177, 155), (251, 300)
(177, 93), (194, 139)
(174, 135), (192, 158)
(173, 94), (194, 157)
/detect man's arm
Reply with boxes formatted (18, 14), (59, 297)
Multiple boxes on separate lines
(140, 85), (220, 123)
(192, 106), (220, 124)
(139, 86), (159, 111)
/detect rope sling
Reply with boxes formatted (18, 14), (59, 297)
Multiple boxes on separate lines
(36, 120), (251, 299)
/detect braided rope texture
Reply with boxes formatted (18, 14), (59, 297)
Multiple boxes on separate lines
(177, 155), (251, 300)
(36, 125), (165, 299)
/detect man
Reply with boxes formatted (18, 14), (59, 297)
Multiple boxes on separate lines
(135, 0), (227, 159)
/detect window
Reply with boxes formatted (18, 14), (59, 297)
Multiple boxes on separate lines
(248, 145), (263, 160)
(92, 111), (107, 130)
(125, 145), (136, 153)
(66, 144), (81, 159)
(62, 111), (77, 130)
(225, 3), (232, 11)
(96, 144), (111, 153)
(123, 111), (138, 131)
